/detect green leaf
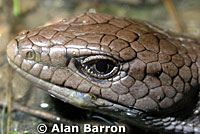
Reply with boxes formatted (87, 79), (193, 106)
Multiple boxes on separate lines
(13, 0), (21, 16)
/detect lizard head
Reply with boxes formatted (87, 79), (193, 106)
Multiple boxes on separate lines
(7, 13), (200, 131)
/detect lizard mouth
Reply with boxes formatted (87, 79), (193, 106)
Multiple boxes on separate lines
(7, 57), (140, 112)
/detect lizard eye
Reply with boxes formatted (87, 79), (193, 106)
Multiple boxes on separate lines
(82, 55), (119, 79)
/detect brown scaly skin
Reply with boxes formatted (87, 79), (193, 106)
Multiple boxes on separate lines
(6, 13), (200, 133)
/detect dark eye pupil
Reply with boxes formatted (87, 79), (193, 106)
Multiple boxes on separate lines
(95, 60), (113, 73)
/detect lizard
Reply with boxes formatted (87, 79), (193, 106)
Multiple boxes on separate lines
(6, 12), (200, 133)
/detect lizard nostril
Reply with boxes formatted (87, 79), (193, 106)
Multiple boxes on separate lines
(26, 51), (35, 60)
(7, 39), (18, 61)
